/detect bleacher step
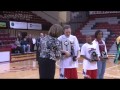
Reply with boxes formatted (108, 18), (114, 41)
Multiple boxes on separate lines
(11, 52), (36, 62)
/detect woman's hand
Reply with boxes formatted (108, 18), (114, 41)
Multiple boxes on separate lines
(61, 50), (71, 57)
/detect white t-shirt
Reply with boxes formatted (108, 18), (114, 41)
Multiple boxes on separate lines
(58, 35), (80, 68)
(32, 38), (36, 44)
(81, 43), (98, 71)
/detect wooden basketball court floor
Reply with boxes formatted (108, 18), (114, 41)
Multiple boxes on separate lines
(0, 54), (120, 79)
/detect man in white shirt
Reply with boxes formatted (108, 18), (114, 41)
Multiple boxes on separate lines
(58, 25), (80, 79)
(32, 35), (36, 52)
(81, 35), (99, 79)
(36, 33), (44, 61)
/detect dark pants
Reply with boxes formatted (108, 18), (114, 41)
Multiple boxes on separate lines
(12, 46), (22, 53)
(36, 51), (39, 61)
(31, 44), (35, 52)
(38, 57), (56, 79)
(36, 46), (39, 61)
(16, 46), (22, 53)
(116, 42), (119, 50)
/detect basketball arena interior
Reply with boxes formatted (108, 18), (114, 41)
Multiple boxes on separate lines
(0, 11), (120, 79)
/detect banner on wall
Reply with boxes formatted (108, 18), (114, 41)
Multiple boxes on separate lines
(89, 11), (120, 15)
(10, 21), (27, 29)
(0, 22), (7, 28)
(27, 23), (42, 30)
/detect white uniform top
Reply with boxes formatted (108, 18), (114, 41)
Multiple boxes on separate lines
(58, 35), (80, 68)
(81, 43), (98, 72)
(92, 39), (107, 57)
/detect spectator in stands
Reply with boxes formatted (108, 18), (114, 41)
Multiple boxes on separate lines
(36, 33), (44, 61)
(36, 33), (44, 48)
(17, 33), (22, 41)
(32, 35), (36, 52)
(40, 33), (44, 37)
(27, 34), (33, 52)
(38, 24), (63, 79)
(14, 38), (22, 53)
(11, 43), (17, 53)
(21, 37), (30, 53)
(92, 30), (108, 79)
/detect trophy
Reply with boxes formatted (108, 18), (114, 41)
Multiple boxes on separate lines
(63, 39), (71, 52)
(101, 51), (108, 60)
(90, 51), (98, 62)
(61, 39), (77, 61)
(61, 39), (71, 58)
(70, 41), (77, 61)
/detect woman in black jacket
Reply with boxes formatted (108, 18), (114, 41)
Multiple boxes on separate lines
(38, 24), (63, 79)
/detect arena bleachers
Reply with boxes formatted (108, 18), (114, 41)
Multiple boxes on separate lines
(0, 11), (53, 56)
(0, 33), (16, 49)
(75, 15), (120, 54)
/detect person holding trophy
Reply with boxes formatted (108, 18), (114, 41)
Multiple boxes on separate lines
(58, 25), (80, 79)
(81, 35), (99, 79)
(92, 30), (108, 79)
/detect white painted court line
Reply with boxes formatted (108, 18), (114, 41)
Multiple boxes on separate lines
(105, 63), (120, 78)
(56, 59), (120, 78)
(106, 65), (119, 70)
(104, 73), (120, 78)
(17, 74), (38, 79)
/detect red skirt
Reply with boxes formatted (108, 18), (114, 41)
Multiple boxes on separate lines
(85, 69), (97, 79)
(64, 68), (78, 79)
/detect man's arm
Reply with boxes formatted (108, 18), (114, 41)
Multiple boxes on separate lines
(74, 36), (80, 56)
(92, 40), (101, 60)
(72, 36), (81, 61)
(81, 55), (91, 61)
(80, 44), (92, 62)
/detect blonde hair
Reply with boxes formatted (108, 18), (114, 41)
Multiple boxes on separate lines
(48, 24), (63, 37)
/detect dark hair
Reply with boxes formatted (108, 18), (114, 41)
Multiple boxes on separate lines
(48, 24), (63, 38)
(94, 30), (103, 38)
(63, 25), (71, 31)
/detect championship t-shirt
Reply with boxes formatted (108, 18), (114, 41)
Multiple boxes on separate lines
(58, 35), (80, 68)
(81, 43), (98, 71)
